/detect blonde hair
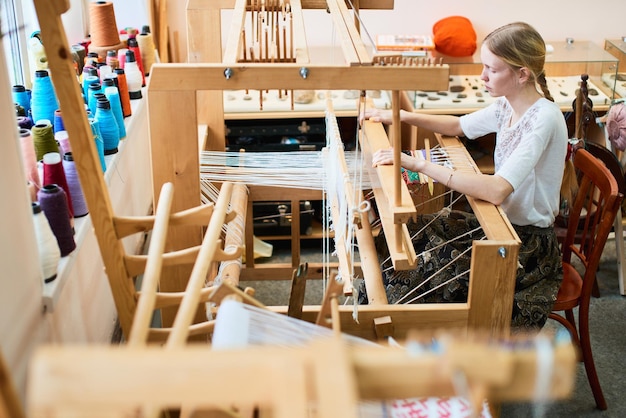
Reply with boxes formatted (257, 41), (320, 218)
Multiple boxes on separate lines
(483, 22), (554, 102)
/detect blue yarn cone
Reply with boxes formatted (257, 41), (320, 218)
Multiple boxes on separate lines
(104, 86), (126, 139)
(94, 97), (120, 155)
(89, 117), (107, 172)
(30, 70), (58, 128)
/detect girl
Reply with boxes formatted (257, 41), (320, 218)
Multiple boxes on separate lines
(361, 22), (568, 331)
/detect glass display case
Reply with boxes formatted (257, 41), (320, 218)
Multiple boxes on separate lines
(406, 40), (619, 114)
(604, 38), (626, 98)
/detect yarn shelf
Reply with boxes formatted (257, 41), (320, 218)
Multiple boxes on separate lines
(41, 84), (149, 313)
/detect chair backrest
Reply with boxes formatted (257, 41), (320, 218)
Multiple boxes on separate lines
(563, 148), (624, 299)
(585, 142), (626, 195)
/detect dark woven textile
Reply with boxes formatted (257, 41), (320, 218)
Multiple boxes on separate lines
(358, 210), (562, 332)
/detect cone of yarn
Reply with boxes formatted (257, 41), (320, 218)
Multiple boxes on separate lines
(126, 37), (145, 86)
(31, 121), (60, 161)
(19, 128), (42, 191)
(106, 49), (119, 69)
(42, 152), (74, 218)
(89, 117), (107, 172)
(113, 68), (132, 117)
(117, 48), (128, 69)
(88, 1), (125, 59)
(37, 184), (76, 257)
(95, 97), (120, 155)
(124, 49), (143, 99)
(30, 70), (58, 129)
(53, 109), (65, 133)
(71, 44), (87, 73)
(104, 85), (126, 139)
(136, 29), (156, 76)
(17, 115), (33, 129)
(87, 82), (103, 113)
(12, 85), (31, 117)
(62, 152), (89, 217)
(55, 130), (72, 155)
(32, 202), (61, 282)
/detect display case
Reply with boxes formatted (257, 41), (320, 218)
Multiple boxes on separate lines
(406, 40), (619, 114)
(604, 38), (626, 98)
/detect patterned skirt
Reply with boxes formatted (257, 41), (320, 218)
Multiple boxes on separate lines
(358, 210), (563, 332)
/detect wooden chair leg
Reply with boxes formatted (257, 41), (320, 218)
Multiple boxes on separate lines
(578, 305), (608, 410)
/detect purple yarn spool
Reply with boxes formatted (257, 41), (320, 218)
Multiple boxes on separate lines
(37, 184), (76, 257)
(62, 152), (89, 217)
(17, 115), (33, 129)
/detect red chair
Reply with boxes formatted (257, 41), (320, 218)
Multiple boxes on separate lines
(550, 148), (624, 410)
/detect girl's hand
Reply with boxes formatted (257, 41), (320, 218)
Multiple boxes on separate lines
(372, 148), (395, 167)
(362, 108), (394, 125)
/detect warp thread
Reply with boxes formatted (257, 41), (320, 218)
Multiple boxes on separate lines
(114, 68), (132, 117)
(32, 202), (61, 282)
(19, 128), (42, 192)
(89, 117), (107, 172)
(95, 96), (120, 154)
(30, 70), (58, 129)
(37, 184), (76, 257)
(31, 121), (60, 161)
(136, 30), (156, 76)
(62, 152), (89, 217)
(42, 152), (74, 218)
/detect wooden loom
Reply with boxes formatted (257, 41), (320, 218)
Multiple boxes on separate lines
(35, 0), (519, 345)
(27, 1), (577, 415)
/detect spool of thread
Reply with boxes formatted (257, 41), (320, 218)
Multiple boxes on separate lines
(95, 97), (120, 155)
(55, 130), (72, 155)
(136, 30), (156, 76)
(42, 152), (74, 218)
(84, 51), (100, 66)
(27, 34), (48, 77)
(124, 50), (143, 99)
(99, 64), (113, 82)
(30, 70), (58, 129)
(88, 1), (125, 59)
(12, 85), (31, 117)
(117, 48), (128, 69)
(19, 128), (42, 191)
(71, 44), (86, 73)
(17, 116), (33, 129)
(31, 121), (60, 161)
(88, 117), (107, 172)
(106, 49), (119, 69)
(126, 37), (145, 86)
(62, 152), (89, 217)
(83, 74), (100, 103)
(53, 109), (65, 133)
(15, 104), (26, 117)
(113, 68), (132, 117)
(87, 82), (103, 113)
(37, 184), (76, 257)
(104, 85), (126, 139)
(32, 202), (61, 282)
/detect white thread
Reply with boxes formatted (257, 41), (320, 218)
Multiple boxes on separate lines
(32, 203), (61, 282)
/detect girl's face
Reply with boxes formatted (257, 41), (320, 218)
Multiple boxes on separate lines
(479, 44), (521, 98)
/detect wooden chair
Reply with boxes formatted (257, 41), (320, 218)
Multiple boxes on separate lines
(549, 147), (624, 411)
